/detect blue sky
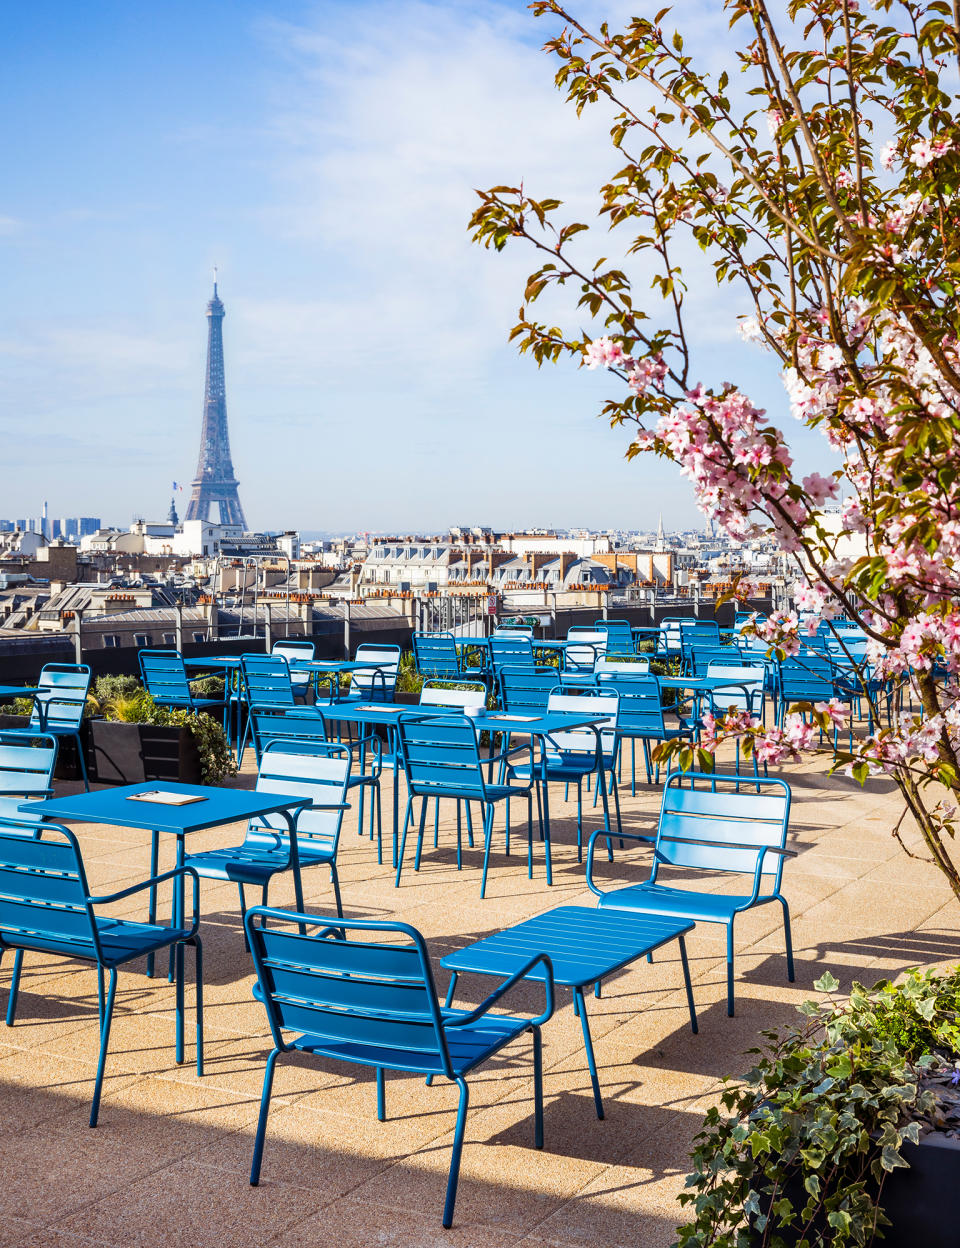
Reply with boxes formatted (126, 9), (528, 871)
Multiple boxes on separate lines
(0, 0), (827, 533)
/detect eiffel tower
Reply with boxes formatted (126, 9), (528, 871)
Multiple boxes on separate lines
(184, 276), (247, 528)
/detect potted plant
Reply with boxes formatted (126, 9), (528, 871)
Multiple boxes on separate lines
(676, 969), (960, 1248)
(86, 676), (237, 786)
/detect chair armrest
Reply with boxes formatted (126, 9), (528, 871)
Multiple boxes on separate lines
(585, 827), (657, 898)
(88, 865), (200, 939)
(656, 834), (796, 857)
(444, 951), (555, 1029)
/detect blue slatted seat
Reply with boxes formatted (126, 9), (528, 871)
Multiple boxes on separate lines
(412, 632), (463, 681)
(245, 907), (553, 1227)
(395, 713), (537, 896)
(271, 639), (315, 701)
(594, 672), (692, 789)
(0, 819), (202, 1125)
(498, 665), (558, 714)
(338, 643), (401, 703)
(140, 650), (229, 716)
(5, 664), (92, 790)
(489, 634), (536, 672)
(507, 689), (621, 860)
(184, 739), (352, 919)
(586, 771), (795, 1015)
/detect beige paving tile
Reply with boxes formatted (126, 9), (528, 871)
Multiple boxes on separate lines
(275, 1195), (524, 1248)
(57, 1159), (330, 1248)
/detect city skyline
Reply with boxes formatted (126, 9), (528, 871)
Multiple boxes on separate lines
(1, 0), (834, 532)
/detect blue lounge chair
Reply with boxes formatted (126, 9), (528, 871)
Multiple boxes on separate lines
(245, 908), (554, 1227)
(183, 739), (353, 921)
(0, 819), (202, 1125)
(6, 664), (91, 790)
(586, 771), (795, 1015)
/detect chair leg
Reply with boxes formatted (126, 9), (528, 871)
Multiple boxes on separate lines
(374, 783), (383, 865)
(329, 863), (344, 920)
(678, 934), (698, 1034)
(376, 1067), (386, 1122)
(779, 896), (795, 983)
(574, 987), (604, 1120)
(532, 1025), (544, 1149)
(413, 796), (429, 873)
(5, 948), (24, 1026)
(726, 922), (736, 1018)
(97, 965), (105, 1027)
(479, 803), (495, 899)
(250, 1046), (281, 1185)
(442, 1077), (470, 1229)
(90, 967), (118, 1127)
(74, 731), (90, 791)
(147, 831), (159, 978)
(395, 795), (414, 887)
(465, 801), (474, 848)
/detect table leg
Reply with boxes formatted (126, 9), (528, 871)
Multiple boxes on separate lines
(678, 934), (699, 1034)
(147, 830), (159, 979)
(539, 743), (553, 887)
(391, 727), (400, 870)
(573, 986), (604, 1120)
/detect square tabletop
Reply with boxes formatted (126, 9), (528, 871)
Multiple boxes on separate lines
(21, 782), (314, 836)
(0, 686), (41, 700)
(441, 905), (695, 988)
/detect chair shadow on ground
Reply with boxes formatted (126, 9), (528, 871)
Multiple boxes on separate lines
(0, 1071), (688, 1248)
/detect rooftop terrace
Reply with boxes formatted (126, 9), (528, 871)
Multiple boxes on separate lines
(1, 750), (955, 1248)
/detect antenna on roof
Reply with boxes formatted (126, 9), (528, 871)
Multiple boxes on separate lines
(212, 265), (218, 297)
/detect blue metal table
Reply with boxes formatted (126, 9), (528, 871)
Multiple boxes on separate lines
(290, 658), (391, 703)
(22, 782), (314, 1066)
(441, 905), (698, 1118)
(0, 685), (41, 701)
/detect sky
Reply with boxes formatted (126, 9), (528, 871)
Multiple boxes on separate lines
(0, 0), (830, 534)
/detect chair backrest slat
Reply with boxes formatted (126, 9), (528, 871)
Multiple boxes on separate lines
(419, 681), (486, 712)
(0, 823), (94, 950)
(247, 913), (452, 1072)
(272, 640), (315, 689)
(397, 716), (486, 798)
(139, 650), (192, 703)
(653, 774), (790, 878)
(243, 654), (296, 708)
(499, 666), (557, 714)
(29, 664), (91, 732)
(0, 732), (58, 825)
(251, 741), (351, 852)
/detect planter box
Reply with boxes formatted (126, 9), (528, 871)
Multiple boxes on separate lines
(86, 720), (202, 786)
(754, 1132), (960, 1247)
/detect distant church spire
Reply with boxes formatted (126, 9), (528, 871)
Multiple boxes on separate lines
(655, 512), (666, 551)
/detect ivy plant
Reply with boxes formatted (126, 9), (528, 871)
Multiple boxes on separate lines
(677, 968), (960, 1248)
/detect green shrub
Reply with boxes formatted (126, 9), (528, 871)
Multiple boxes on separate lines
(676, 968), (960, 1248)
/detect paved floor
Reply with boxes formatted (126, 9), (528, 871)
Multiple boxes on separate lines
(1, 748), (958, 1248)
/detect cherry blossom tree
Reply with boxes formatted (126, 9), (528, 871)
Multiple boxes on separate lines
(470, 0), (960, 900)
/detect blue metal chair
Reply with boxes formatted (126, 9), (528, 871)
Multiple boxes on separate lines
(0, 818), (203, 1125)
(775, 653), (847, 732)
(240, 653), (304, 762)
(271, 639), (314, 702)
(245, 908), (553, 1227)
(595, 672), (692, 790)
(6, 664), (92, 790)
(587, 771), (795, 1015)
(594, 619), (635, 656)
(507, 689), (621, 861)
(412, 632), (463, 681)
(184, 739), (352, 921)
(489, 634), (536, 672)
(686, 643), (743, 676)
(139, 650), (230, 715)
(339, 643), (401, 704)
(395, 713), (537, 896)
(139, 651), (230, 761)
(0, 731), (58, 825)
(564, 628), (606, 676)
(499, 666), (558, 714)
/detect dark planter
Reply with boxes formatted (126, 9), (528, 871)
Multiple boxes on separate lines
(0, 713), (89, 781)
(86, 719), (203, 786)
(754, 1133), (960, 1246)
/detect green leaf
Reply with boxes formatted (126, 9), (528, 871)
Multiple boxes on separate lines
(815, 972), (840, 993)
(881, 1143), (909, 1171)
